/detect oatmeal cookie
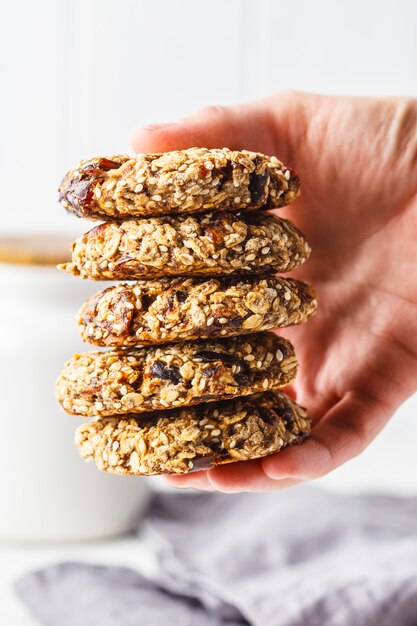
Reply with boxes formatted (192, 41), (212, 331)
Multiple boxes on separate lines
(58, 211), (310, 280)
(75, 390), (311, 475)
(78, 276), (317, 347)
(59, 149), (300, 220)
(56, 332), (297, 417)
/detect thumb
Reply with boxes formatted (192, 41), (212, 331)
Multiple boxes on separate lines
(130, 93), (305, 162)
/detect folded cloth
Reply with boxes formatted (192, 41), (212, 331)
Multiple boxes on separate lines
(16, 562), (243, 626)
(16, 486), (417, 626)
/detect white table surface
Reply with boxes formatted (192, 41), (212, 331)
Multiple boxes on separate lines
(2, 395), (416, 625)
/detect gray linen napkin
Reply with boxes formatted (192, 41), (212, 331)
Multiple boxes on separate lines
(16, 486), (417, 626)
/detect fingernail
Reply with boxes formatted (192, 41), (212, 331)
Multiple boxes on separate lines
(140, 122), (178, 131)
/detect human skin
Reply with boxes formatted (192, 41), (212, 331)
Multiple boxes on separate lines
(131, 92), (417, 492)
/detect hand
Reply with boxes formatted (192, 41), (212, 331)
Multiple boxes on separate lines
(131, 92), (417, 492)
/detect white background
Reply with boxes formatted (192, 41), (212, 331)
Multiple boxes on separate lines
(2, 0), (417, 235)
(0, 1), (416, 621)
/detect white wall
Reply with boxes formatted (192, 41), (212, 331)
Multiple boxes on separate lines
(0, 0), (416, 490)
(1, 0), (416, 234)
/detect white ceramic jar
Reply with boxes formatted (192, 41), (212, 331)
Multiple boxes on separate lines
(0, 237), (150, 542)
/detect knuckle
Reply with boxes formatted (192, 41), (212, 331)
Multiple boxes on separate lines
(196, 104), (230, 119)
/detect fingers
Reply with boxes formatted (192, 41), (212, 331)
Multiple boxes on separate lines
(207, 460), (300, 492)
(165, 470), (214, 491)
(262, 390), (393, 481)
(165, 461), (300, 493)
(131, 102), (274, 153)
(131, 93), (307, 161)
(165, 390), (394, 493)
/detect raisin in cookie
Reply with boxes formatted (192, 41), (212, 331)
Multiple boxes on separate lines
(59, 148), (300, 220)
(75, 390), (310, 475)
(58, 211), (310, 280)
(56, 332), (297, 417)
(78, 276), (317, 347)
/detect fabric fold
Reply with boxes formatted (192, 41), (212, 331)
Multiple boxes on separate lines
(16, 486), (417, 626)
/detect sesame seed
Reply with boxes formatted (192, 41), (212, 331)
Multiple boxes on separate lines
(261, 246), (270, 255)
(230, 439), (237, 449)
(234, 196), (241, 204)
(164, 388), (179, 403)
(134, 183), (143, 193)
(211, 429), (221, 437)
(160, 245), (168, 252)
(125, 302), (135, 309)
(151, 194), (162, 202)
(246, 254), (256, 261)
(205, 424), (215, 430)
(284, 290), (291, 301)
(219, 317), (228, 324)
(130, 451), (140, 471)
(276, 349), (284, 362)
(285, 170), (291, 180)
(94, 187), (102, 198)
(207, 317), (214, 326)
(263, 379), (269, 389)
(199, 419), (208, 426)
(178, 253), (193, 265)
(213, 410), (219, 418)
(138, 438), (147, 456)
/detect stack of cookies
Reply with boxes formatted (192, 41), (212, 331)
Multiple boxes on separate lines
(56, 148), (317, 476)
